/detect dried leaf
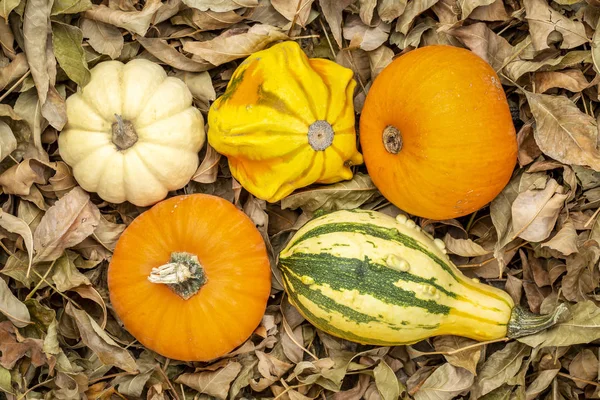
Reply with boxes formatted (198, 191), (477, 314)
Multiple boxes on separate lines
(0, 120), (16, 162)
(344, 15), (390, 51)
(174, 70), (216, 111)
(83, 0), (162, 36)
(0, 0), (20, 19)
(23, 0), (51, 105)
(182, 0), (257, 12)
(533, 69), (589, 93)
(377, 0), (407, 23)
(568, 349), (598, 388)
(414, 363), (475, 400)
(0, 53), (29, 91)
(281, 173), (380, 212)
(511, 178), (568, 242)
(0, 321), (45, 369)
(524, 0), (588, 50)
(33, 186), (101, 263)
(469, 0), (508, 21)
(80, 18), (123, 59)
(183, 24), (287, 66)
(320, 0), (354, 47)
(373, 360), (400, 400)
(541, 220), (578, 255)
(137, 36), (212, 72)
(176, 361), (242, 399)
(51, 252), (91, 292)
(272, 0), (314, 26)
(472, 342), (530, 398)
(0, 210), (33, 276)
(396, 0), (439, 35)
(433, 336), (482, 375)
(525, 369), (558, 399)
(443, 233), (491, 257)
(51, 0), (91, 15)
(0, 159), (54, 196)
(0, 278), (31, 328)
(459, 0), (495, 20)
(65, 302), (137, 372)
(517, 301), (600, 347)
(51, 21), (91, 86)
(447, 22), (513, 70)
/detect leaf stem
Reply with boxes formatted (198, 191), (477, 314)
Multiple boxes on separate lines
(419, 337), (510, 356)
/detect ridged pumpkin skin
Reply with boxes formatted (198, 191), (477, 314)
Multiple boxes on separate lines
(208, 41), (363, 202)
(59, 59), (205, 207)
(279, 209), (515, 345)
(360, 45), (517, 220)
(108, 194), (271, 361)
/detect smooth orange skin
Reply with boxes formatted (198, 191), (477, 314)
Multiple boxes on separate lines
(360, 45), (517, 220)
(108, 194), (271, 362)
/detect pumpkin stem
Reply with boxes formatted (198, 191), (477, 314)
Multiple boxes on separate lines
(148, 252), (206, 300)
(308, 120), (335, 151)
(506, 303), (569, 339)
(382, 125), (402, 154)
(112, 114), (138, 150)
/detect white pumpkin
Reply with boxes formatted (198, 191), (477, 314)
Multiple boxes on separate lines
(58, 58), (205, 207)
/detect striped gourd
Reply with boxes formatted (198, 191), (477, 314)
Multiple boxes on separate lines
(279, 209), (566, 345)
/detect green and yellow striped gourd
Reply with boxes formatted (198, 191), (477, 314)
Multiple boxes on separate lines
(279, 209), (566, 345)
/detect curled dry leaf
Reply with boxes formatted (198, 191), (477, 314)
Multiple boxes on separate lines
(396, 0), (439, 35)
(447, 22), (513, 71)
(533, 69), (590, 93)
(193, 144), (221, 183)
(136, 36), (212, 72)
(0, 53), (29, 91)
(320, 0), (355, 47)
(80, 18), (124, 59)
(344, 15), (391, 51)
(281, 173), (380, 213)
(443, 233), (491, 257)
(83, 0), (162, 36)
(541, 220), (578, 256)
(0, 278), (31, 328)
(0, 120), (16, 162)
(414, 363), (474, 400)
(373, 360), (400, 400)
(523, 0), (588, 51)
(0, 159), (55, 196)
(272, 0), (315, 26)
(0, 210), (34, 275)
(459, 0), (495, 21)
(0, 321), (45, 369)
(33, 186), (101, 263)
(432, 335), (482, 375)
(182, 0), (258, 12)
(51, 21), (91, 87)
(472, 342), (530, 398)
(176, 361), (242, 399)
(183, 24), (287, 66)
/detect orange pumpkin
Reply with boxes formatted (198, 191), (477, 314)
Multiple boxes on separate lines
(108, 194), (271, 361)
(359, 45), (517, 220)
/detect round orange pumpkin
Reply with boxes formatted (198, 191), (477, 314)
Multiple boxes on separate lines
(359, 45), (517, 220)
(108, 194), (271, 361)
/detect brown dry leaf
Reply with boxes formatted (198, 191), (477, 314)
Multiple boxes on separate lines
(525, 92), (600, 171)
(469, 0), (508, 21)
(80, 18), (123, 59)
(181, 8), (247, 31)
(344, 15), (391, 51)
(533, 69), (590, 93)
(272, 0), (315, 26)
(525, 369), (559, 399)
(83, 0), (162, 36)
(51, 252), (91, 292)
(0, 278), (31, 328)
(414, 363), (474, 400)
(512, 178), (568, 242)
(541, 220), (579, 256)
(173, 70), (216, 112)
(33, 186), (101, 263)
(183, 24), (287, 66)
(281, 173), (379, 213)
(176, 361), (242, 399)
(0, 120), (16, 162)
(0, 159), (55, 196)
(396, 0), (439, 35)
(0, 53), (29, 91)
(367, 45), (394, 78)
(472, 342), (530, 398)
(459, 0), (495, 21)
(65, 302), (138, 372)
(91, 215), (125, 251)
(443, 233), (491, 257)
(182, 0), (257, 12)
(0, 210), (34, 273)
(568, 349), (598, 388)
(523, 0), (588, 50)
(447, 22), (513, 71)
(433, 336), (481, 375)
(373, 359), (400, 400)
(561, 246), (600, 301)
(320, 0), (354, 47)
(377, 0), (406, 23)
(250, 350), (294, 391)
(23, 0), (52, 107)
(137, 36), (212, 72)
(0, 321), (45, 369)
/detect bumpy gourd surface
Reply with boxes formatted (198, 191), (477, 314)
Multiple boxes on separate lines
(108, 194), (271, 361)
(58, 59), (205, 207)
(279, 209), (515, 345)
(360, 45), (517, 220)
(208, 41), (363, 202)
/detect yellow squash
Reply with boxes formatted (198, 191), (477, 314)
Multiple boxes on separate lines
(207, 41), (363, 202)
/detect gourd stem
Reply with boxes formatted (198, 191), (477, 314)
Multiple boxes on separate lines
(112, 113), (138, 150)
(148, 252), (206, 300)
(308, 120), (335, 151)
(382, 125), (402, 154)
(507, 303), (569, 339)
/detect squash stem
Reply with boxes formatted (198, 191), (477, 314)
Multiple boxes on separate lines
(382, 125), (402, 154)
(507, 303), (569, 339)
(308, 120), (334, 151)
(148, 252), (206, 300)
(112, 114), (138, 150)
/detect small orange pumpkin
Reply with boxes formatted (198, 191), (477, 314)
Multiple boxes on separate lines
(108, 194), (271, 361)
(359, 45), (517, 220)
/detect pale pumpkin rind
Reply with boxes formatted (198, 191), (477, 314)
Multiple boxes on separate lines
(58, 59), (205, 207)
(207, 41), (363, 203)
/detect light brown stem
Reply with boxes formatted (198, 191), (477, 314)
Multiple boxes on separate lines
(112, 114), (138, 150)
(382, 125), (402, 154)
(148, 252), (206, 300)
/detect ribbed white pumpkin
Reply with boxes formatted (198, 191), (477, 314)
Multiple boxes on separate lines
(58, 59), (205, 207)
